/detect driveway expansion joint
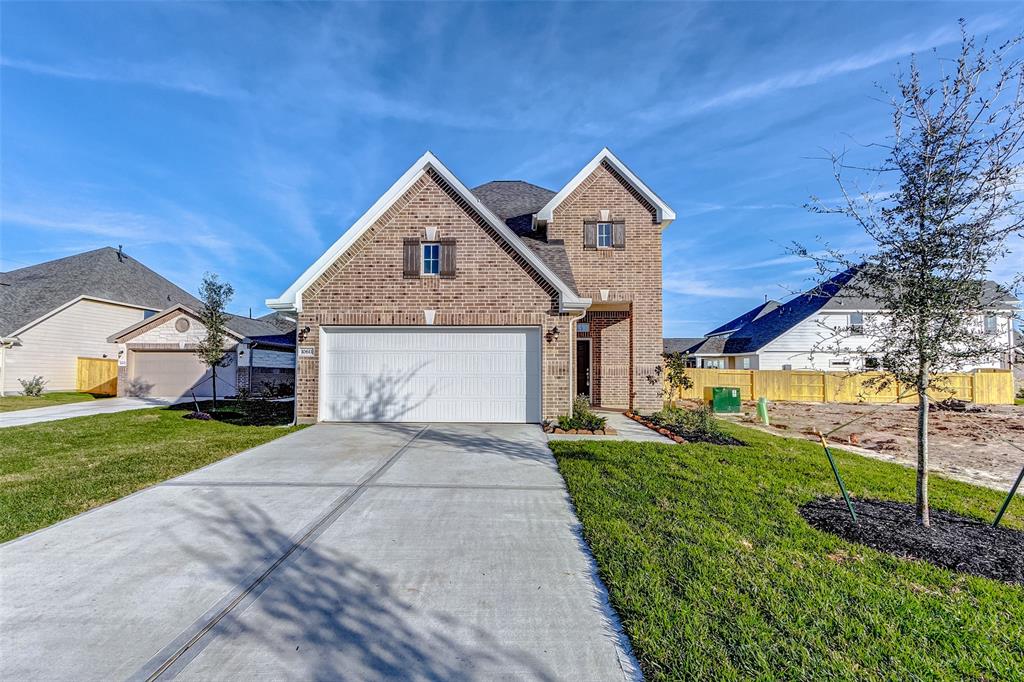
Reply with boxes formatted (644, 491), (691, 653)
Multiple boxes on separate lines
(133, 425), (430, 681)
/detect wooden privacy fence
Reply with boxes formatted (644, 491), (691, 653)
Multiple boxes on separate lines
(666, 368), (1015, 405)
(76, 357), (118, 396)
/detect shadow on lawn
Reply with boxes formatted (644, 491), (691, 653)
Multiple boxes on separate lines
(158, 491), (558, 680)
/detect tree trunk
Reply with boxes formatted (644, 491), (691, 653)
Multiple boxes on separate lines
(212, 365), (218, 411)
(916, 371), (930, 527)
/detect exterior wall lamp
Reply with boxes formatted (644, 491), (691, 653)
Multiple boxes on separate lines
(546, 326), (560, 343)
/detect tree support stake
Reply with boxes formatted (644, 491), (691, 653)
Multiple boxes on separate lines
(818, 433), (857, 523)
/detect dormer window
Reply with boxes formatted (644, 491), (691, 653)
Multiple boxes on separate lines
(422, 243), (440, 275)
(597, 222), (613, 248)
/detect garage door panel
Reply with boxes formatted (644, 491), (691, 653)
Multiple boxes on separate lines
(319, 328), (540, 423)
(132, 352), (236, 399)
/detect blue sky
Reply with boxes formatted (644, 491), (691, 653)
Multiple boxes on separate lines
(2, 2), (1022, 335)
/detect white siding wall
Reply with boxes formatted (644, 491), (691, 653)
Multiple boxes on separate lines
(251, 349), (294, 368)
(3, 300), (148, 393)
(757, 311), (1011, 371)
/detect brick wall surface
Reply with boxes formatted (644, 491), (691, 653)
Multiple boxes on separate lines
(549, 161), (664, 412)
(297, 170), (575, 422)
(577, 311), (631, 409)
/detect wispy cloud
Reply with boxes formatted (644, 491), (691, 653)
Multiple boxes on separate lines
(635, 16), (1007, 133)
(0, 56), (247, 99)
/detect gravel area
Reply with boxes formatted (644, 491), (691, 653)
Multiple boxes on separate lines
(801, 498), (1024, 584)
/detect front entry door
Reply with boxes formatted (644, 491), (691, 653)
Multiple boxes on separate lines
(576, 339), (591, 401)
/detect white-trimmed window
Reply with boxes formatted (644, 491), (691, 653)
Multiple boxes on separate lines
(984, 314), (999, 334)
(597, 222), (613, 248)
(741, 357), (751, 369)
(421, 243), (440, 275)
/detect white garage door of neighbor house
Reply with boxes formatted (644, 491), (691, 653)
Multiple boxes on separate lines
(132, 351), (237, 399)
(319, 327), (542, 423)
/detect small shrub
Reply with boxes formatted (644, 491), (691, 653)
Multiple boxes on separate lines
(649, 404), (739, 445)
(19, 376), (47, 397)
(556, 394), (607, 431)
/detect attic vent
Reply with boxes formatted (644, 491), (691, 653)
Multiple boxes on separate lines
(175, 317), (191, 333)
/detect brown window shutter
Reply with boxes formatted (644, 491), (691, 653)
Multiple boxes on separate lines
(403, 238), (420, 278)
(583, 222), (597, 250)
(440, 238), (457, 278)
(612, 221), (626, 249)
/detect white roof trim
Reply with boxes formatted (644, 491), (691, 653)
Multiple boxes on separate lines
(9, 295), (158, 338)
(534, 147), (676, 225)
(267, 151), (590, 313)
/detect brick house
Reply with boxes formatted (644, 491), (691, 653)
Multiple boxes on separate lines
(267, 149), (675, 423)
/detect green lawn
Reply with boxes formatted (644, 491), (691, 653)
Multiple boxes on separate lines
(0, 391), (99, 413)
(550, 424), (1024, 681)
(0, 406), (303, 542)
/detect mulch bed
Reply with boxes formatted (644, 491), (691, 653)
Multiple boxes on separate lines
(625, 412), (745, 446)
(801, 498), (1024, 584)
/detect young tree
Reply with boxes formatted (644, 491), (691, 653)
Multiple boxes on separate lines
(195, 273), (235, 410)
(663, 352), (695, 407)
(796, 24), (1024, 526)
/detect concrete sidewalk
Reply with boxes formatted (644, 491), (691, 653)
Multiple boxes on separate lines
(0, 396), (180, 428)
(548, 409), (675, 443)
(1, 423), (639, 681)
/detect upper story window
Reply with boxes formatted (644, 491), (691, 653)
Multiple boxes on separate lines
(422, 243), (440, 275)
(983, 314), (999, 334)
(849, 312), (864, 335)
(584, 221), (625, 250)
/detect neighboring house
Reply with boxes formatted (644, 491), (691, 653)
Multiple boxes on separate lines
(665, 269), (1019, 372)
(267, 148), (675, 423)
(108, 304), (295, 399)
(0, 247), (203, 396)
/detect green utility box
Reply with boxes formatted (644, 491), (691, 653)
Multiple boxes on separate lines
(705, 386), (741, 414)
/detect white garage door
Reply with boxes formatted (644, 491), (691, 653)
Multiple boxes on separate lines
(132, 351), (237, 399)
(319, 327), (541, 423)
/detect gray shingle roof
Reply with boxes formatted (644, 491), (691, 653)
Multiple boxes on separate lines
(224, 313), (285, 338)
(0, 247), (203, 337)
(706, 300), (779, 336)
(471, 181), (555, 235)
(663, 338), (705, 354)
(470, 180), (579, 295)
(257, 311), (298, 333)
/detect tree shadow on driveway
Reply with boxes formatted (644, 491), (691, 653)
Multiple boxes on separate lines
(159, 492), (559, 681)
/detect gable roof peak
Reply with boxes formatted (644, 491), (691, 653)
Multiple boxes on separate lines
(534, 147), (676, 226)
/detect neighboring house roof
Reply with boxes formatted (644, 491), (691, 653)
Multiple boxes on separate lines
(819, 275), (1020, 311)
(534, 148), (676, 226)
(257, 311), (298, 333)
(245, 330), (297, 350)
(0, 247), (203, 337)
(688, 267), (1019, 357)
(108, 303), (284, 344)
(267, 151), (591, 314)
(706, 300), (779, 336)
(663, 337), (705, 354)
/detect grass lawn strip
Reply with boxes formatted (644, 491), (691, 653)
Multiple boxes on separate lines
(0, 406), (303, 542)
(550, 422), (1024, 680)
(0, 391), (99, 413)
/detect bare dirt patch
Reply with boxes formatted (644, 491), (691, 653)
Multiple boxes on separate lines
(706, 399), (1024, 492)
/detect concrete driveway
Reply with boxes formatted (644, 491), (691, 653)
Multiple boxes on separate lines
(0, 424), (639, 681)
(0, 396), (181, 428)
